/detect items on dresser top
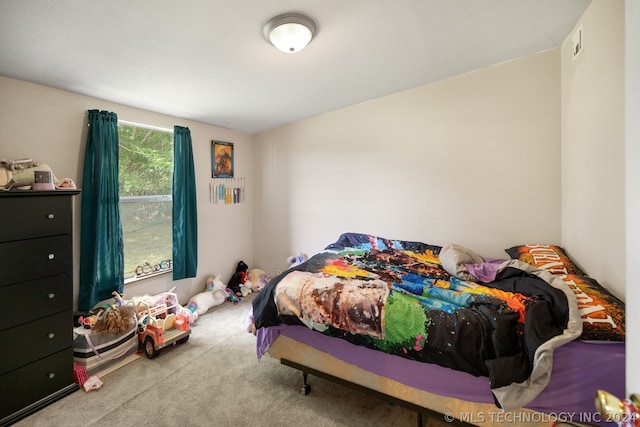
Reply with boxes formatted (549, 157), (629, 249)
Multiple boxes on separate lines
(0, 158), (77, 190)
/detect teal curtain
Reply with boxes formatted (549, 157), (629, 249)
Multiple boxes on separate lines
(172, 126), (198, 279)
(78, 110), (124, 311)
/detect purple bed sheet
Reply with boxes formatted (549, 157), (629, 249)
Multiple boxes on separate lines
(257, 324), (624, 425)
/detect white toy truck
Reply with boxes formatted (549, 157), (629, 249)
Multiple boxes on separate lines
(135, 291), (191, 359)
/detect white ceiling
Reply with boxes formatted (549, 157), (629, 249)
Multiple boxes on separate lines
(0, 0), (590, 135)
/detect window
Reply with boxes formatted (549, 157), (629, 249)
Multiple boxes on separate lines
(118, 122), (173, 281)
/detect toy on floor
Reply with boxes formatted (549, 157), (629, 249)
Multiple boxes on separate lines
(92, 304), (136, 335)
(595, 390), (640, 427)
(73, 362), (88, 387)
(176, 304), (198, 326)
(287, 252), (308, 268)
(226, 290), (240, 304)
(77, 311), (101, 329)
(247, 268), (271, 292)
(82, 375), (104, 392)
(130, 290), (180, 317)
(187, 275), (230, 316)
(135, 290), (191, 359)
(77, 292), (136, 333)
(228, 260), (252, 297)
(129, 287), (195, 328)
(83, 290), (136, 335)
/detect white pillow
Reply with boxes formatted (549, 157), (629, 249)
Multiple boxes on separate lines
(439, 244), (484, 281)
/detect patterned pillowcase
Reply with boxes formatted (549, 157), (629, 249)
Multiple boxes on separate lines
(505, 244), (625, 342)
(563, 274), (625, 342)
(504, 244), (586, 276)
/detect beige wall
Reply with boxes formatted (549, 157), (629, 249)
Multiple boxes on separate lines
(560, 0), (635, 393)
(626, 0), (639, 397)
(0, 76), (254, 306)
(561, 0), (625, 299)
(253, 49), (562, 273)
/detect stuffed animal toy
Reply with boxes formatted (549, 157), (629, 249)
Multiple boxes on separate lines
(287, 252), (308, 268)
(208, 275), (231, 304)
(226, 289), (240, 304)
(176, 304), (198, 326)
(239, 279), (252, 297)
(247, 268), (271, 292)
(187, 274), (229, 316)
(228, 260), (249, 297)
(92, 304), (136, 335)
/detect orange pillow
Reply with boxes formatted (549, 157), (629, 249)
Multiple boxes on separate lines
(563, 274), (625, 342)
(505, 244), (624, 342)
(505, 244), (586, 276)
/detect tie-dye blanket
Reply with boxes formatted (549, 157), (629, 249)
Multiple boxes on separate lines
(252, 233), (582, 410)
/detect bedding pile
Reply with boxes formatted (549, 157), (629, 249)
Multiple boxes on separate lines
(252, 233), (582, 410)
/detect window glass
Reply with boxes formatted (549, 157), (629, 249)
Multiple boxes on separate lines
(118, 123), (173, 280)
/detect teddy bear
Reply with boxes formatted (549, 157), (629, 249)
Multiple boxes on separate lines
(228, 260), (252, 297)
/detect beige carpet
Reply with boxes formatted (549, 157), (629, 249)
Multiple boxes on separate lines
(14, 294), (426, 427)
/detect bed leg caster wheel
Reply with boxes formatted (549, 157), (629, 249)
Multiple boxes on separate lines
(301, 372), (311, 395)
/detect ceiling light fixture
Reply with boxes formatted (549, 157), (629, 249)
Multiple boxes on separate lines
(263, 13), (317, 53)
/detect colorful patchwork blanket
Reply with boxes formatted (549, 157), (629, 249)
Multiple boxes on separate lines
(252, 233), (582, 410)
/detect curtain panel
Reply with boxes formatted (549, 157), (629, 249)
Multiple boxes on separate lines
(172, 126), (198, 279)
(78, 109), (124, 311)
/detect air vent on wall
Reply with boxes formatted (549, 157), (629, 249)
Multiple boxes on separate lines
(572, 25), (583, 60)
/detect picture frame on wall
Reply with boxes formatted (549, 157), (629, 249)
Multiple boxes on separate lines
(212, 140), (234, 178)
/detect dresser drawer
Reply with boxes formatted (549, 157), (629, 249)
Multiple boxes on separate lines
(0, 273), (72, 331)
(0, 348), (75, 419)
(0, 311), (73, 375)
(0, 235), (72, 286)
(0, 195), (72, 242)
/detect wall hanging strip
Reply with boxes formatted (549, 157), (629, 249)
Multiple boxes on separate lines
(212, 180), (216, 204)
(210, 177), (246, 204)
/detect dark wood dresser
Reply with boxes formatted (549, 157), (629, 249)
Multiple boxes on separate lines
(0, 189), (80, 426)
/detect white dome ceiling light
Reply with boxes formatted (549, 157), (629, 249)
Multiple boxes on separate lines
(263, 13), (317, 53)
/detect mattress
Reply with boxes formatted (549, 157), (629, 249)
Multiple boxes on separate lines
(259, 323), (625, 427)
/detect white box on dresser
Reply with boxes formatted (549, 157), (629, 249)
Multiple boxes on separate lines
(0, 189), (80, 426)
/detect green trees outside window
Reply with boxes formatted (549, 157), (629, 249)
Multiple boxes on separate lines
(118, 123), (173, 278)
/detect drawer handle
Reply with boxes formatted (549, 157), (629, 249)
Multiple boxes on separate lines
(48, 253), (55, 260)
(47, 213), (55, 219)
(48, 293), (55, 299)
(48, 332), (55, 339)
(48, 372), (56, 379)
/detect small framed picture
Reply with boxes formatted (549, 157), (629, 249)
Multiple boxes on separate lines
(212, 140), (234, 177)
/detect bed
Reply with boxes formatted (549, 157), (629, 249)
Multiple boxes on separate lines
(251, 233), (625, 427)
